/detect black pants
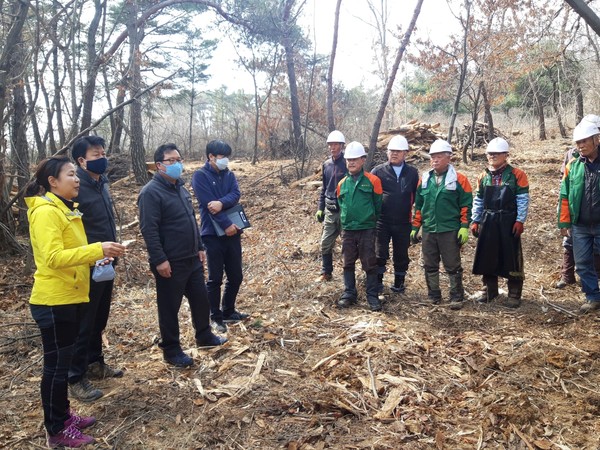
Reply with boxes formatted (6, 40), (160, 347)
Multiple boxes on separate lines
(203, 235), (243, 321)
(69, 274), (114, 383)
(151, 257), (211, 356)
(376, 222), (411, 275)
(31, 303), (83, 435)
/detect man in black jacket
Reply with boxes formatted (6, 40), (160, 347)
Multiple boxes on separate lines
(371, 135), (419, 294)
(138, 143), (226, 367)
(69, 136), (122, 402)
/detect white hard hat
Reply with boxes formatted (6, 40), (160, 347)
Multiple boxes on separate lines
(486, 137), (509, 153)
(388, 135), (409, 151)
(573, 122), (600, 141)
(429, 139), (452, 155)
(582, 114), (600, 128)
(327, 130), (345, 144)
(344, 141), (367, 159)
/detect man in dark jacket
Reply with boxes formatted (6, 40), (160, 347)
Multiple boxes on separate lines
(69, 136), (122, 402)
(371, 135), (419, 294)
(191, 140), (247, 334)
(315, 130), (347, 281)
(138, 143), (226, 367)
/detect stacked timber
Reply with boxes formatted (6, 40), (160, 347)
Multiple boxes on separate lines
(461, 121), (507, 148)
(372, 120), (447, 165)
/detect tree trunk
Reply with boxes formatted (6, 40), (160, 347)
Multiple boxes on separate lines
(281, 0), (302, 157)
(575, 81), (584, 124)
(448, 0), (471, 145)
(12, 68), (30, 231)
(81, 0), (105, 133)
(480, 81), (494, 141)
(366, 0), (424, 170)
(326, 0), (342, 132)
(127, 0), (149, 185)
(552, 80), (567, 138)
(462, 82), (482, 163)
(528, 74), (546, 140)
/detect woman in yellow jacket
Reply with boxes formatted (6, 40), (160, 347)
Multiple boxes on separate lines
(25, 157), (125, 448)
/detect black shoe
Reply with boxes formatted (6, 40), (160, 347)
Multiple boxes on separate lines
(223, 311), (249, 323)
(368, 300), (383, 312)
(197, 334), (228, 348)
(164, 352), (193, 368)
(87, 361), (124, 379)
(449, 299), (464, 310)
(336, 297), (356, 308)
(430, 297), (442, 305)
(390, 285), (405, 293)
(212, 320), (227, 333)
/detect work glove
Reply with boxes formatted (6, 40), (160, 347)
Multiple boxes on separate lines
(512, 221), (524, 238)
(410, 229), (420, 245)
(457, 228), (469, 246)
(470, 222), (479, 238)
(315, 210), (324, 223)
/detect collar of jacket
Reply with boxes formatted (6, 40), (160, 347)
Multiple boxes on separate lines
(153, 171), (184, 189)
(203, 160), (229, 175)
(25, 191), (82, 218)
(422, 165), (457, 190)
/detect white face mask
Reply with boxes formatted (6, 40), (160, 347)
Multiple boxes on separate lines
(215, 157), (229, 171)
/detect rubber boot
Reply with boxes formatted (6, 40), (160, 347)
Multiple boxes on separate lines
(390, 273), (406, 293)
(425, 271), (442, 304)
(556, 247), (576, 288)
(448, 270), (464, 310)
(366, 271), (382, 311)
(320, 253), (333, 281)
(337, 269), (357, 308)
(477, 275), (499, 303)
(505, 278), (523, 308)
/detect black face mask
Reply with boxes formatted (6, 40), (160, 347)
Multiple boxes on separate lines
(85, 157), (108, 175)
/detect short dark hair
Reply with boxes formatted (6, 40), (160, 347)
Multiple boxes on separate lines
(26, 157), (72, 197)
(71, 136), (106, 165)
(206, 140), (232, 158)
(154, 143), (180, 163)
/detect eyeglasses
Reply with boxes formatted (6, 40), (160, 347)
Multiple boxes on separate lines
(161, 158), (184, 164)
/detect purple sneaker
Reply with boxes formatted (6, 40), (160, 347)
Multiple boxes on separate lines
(66, 409), (96, 429)
(47, 424), (95, 448)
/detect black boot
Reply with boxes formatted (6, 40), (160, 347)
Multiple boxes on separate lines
(366, 271), (382, 311)
(390, 273), (406, 293)
(505, 278), (523, 308)
(337, 269), (357, 308)
(425, 271), (442, 304)
(448, 270), (464, 310)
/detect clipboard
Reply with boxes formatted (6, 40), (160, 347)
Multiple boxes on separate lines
(209, 204), (251, 236)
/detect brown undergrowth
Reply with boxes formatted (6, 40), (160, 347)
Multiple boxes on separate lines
(1, 135), (599, 449)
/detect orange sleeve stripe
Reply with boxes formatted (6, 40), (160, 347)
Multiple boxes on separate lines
(513, 168), (529, 188)
(460, 206), (469, 224)
(559, 198), (570, 223)
(364, 172), (383, 194)
(457, 173), (473, 193)
(413, 210), (422, 228)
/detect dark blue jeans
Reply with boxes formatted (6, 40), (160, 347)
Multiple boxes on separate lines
(151, 257), (211, 356)
(203, 234), (243, 321)
(572, 224), (600, 302)
(69, 273), (114, 383)
(30, 303), (83, 435)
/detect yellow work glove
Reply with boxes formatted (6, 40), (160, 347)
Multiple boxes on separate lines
(457, 228), (469, 246)
(315, 210), (324, 223)
(410, 229), (420, 245)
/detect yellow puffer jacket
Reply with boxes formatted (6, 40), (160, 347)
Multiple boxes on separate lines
(26, 192), (104, 306)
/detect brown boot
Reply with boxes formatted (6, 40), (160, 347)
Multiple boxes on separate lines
(505, 278), (523, 308)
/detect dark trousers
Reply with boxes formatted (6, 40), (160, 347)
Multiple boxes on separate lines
(69, 274), (114, 383)
(203, 235), (243, 321)
(151, 257), (211, 356)
(31, 304), (83, 435)
(376, 222), (411, 275)
(422, 231), (462, 274)
(342, 228), (377, 274)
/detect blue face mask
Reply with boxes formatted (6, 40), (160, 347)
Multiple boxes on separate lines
(215, 157), (229, 171)
(162, 162), (183, 179)
(86, 157), (108, 175)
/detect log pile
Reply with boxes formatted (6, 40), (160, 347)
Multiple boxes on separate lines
(461, 121), (507, 148)
(372, 120), (447, 165)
